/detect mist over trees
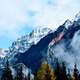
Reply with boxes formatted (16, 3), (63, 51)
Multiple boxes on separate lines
(35, 60), (80, 80)
(1, 59), (80, 80)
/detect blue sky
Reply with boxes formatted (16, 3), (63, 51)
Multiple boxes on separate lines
(0, 0), (80, 49)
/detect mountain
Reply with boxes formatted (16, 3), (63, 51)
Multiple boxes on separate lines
(16, 12), (80, 74)
(9, 27), (52, 53)
(47, 13), (80, 71)
(5, 27), (52, 59)
(1, 12), (80, 75)
(0, 27), (52, 75)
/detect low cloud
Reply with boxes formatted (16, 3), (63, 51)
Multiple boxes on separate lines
(0, 0), (80, 48)
(49, 30), (80, 71)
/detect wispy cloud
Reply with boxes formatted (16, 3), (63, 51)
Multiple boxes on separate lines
(0, 0), (80, 48)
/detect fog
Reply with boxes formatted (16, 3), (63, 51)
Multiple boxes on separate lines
(48, 30), (80, 71)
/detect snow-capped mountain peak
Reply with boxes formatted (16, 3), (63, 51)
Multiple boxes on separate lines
(1, 12), (80, 74)
(30, 26), (52, 44)
(7, 26), (52, 59)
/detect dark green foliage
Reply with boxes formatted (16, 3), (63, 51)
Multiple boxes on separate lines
(14, 65), (24, 80)
(61, 62), (68, 80)
(73, 64), (79, 80)
(55, 61), (68, 80)
(1, 60), (80, 80)
(67, 69), (72, 80)
(55, 61), (62, 80)
(1, 60), (13, 80)
(27, 72), (30, 80)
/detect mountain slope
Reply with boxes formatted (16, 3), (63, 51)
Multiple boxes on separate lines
(15, 13), (80, 74)
(2, 12), (80, 74)
(5, 27), (52, 60)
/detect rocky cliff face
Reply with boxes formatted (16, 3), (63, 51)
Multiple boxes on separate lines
(1, 12), (80, 74)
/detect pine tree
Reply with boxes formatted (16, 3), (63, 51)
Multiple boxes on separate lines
(78, 74), (80, 80)
(1, 60), (13, 80)
(67, 69), (72, 80)
(45, 62), (55, 80)
(55, 61), (62, 80)
(73, 64), (79, 80)
(54, 61), (68, 80)
(27, 72), (30, 80)
(36, 61), (55, 80)
(61, 62), (68, 80)
(15, 65), (24, 80)
(19, 65), (23, 80)
(24, 76), (28, 80)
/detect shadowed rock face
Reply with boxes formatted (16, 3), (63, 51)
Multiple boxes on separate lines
(16, 32), (57, 74)
(15, 24), (80, 74)
(2, 12), (80, 75)
(16, 26), (80, 73)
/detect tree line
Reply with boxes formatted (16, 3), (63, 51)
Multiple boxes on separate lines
(0, 60), (32, 80)
(0, 60), (80, 80)
(35, 61), (80, 80)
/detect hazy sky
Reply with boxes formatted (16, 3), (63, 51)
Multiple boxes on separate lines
(0, 0), (80, 48)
